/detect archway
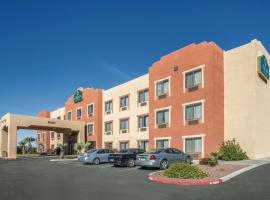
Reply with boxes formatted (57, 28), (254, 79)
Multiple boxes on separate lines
(0, 113), (85, 159)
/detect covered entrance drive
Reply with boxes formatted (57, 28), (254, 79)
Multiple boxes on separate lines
(0, 113), (85, 159)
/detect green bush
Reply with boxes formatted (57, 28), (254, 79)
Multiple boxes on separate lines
(219, 139), (248, 161)
(164, 163), (209, 179)
(199, 158), (211, 165)
(199, 154), (218, 167)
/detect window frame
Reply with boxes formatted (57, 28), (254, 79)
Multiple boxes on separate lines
(104, 121), (113, 133)
(182, 100), (205, 125)
(119, 118), (129, 131)
(182, 65), (205, 93)
(105, 100), (113, 113)
(154, 137), (171, 148)
(119, 94), (129, 110)
(182, 134), (205, 158)
(138, 88), (149, 104)
(76, 107), (82, 120)
(87, 123), (94, 136)
(67, 110), (72, 121)
(87, 103), (94, 117)
(154, 76), (171, 99)
(154, 106), (171, 128)
(138, 114), (149, 128)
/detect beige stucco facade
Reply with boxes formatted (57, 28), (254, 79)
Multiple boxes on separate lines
(102, 74), (149, 150)
(224, 39), (270, 159)
(0, 113), (85, 159)
(49, 107), (65, 149)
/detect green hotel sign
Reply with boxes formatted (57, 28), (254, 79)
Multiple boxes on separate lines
(257, 55), (269, 83)
(74, 90), (83, 103)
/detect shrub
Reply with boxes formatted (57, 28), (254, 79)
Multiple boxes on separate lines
(199, 155), (218, 167)
(219, 139), (248, 161)
(164, 163), (209, 179)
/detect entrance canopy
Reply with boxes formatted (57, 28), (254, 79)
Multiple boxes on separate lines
(0, 113), (85, 159)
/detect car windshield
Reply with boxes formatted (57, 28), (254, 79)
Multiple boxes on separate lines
(119, 150), (129, 153)
(146, 149), (163, 154)
(86, 149), (97, 154)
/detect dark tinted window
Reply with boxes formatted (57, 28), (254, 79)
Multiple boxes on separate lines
(87, 149), (97, 153)
(98, 149), (105, 154)
(146, 149), (163, 154)
(172, 148), (182, 154)
(165, 149), (173, 154)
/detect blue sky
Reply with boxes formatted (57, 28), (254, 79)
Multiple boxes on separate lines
(0, 0), (269, 143)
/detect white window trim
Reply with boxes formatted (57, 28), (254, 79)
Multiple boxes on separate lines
(182, 64), (205, 93)
(87, 122), (94, 135)
(182, 99), (205, 125)
(154, 137), (171, 148)
(154, 76), (171, 100)
(138, 114), (149, 128)
(182, 134), (205, 158)
(154, 106), (172, 128)
(104, 100), (113, 112)
(104, 121), (113, 133)
(87, 103), (94, 117)
(76, 107), (83, 120)
(67, 110), (72, 121)
(50, 131), (55, 141)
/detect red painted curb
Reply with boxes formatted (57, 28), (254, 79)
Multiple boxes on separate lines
(148, 173), (223, 186)
(1, 158), (17, 160)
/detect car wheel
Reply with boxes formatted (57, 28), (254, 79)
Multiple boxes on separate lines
(93, 158), (100, 165)
(160, 160), (168, 170)
(127, 159), (135, 167)
(185, 157), (192, 164)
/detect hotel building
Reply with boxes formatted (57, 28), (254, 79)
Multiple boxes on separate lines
(35, 39), (270, 159)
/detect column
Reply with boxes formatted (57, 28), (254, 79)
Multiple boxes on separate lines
(0, 129), (8, 157)
(7, 125), (17, 159)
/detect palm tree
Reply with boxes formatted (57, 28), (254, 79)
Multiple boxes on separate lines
(24, 137), (36, 154)
(18, 140), (27, 154)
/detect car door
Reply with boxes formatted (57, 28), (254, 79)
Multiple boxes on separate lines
(97, 149), (106, 162)
(103, 149), (111, 162)
(172, 148), (185, 162)
(164, 148), (175, 164)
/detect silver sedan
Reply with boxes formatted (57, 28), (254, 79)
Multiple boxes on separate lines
(135, 148), (192, 170)
(78, 149), (115, 165)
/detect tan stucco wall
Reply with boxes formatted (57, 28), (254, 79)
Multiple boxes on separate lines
(224, 39), (270, 159)
(102, 74), (149, 150)
(49, 107), (65, 148)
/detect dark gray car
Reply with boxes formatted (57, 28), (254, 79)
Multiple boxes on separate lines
(135, 148), (192, 169)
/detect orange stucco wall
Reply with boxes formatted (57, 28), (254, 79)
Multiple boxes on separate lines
(148, 42), (224, 157)
(37, 111), (51, 152)
(65, 88), (103, 148)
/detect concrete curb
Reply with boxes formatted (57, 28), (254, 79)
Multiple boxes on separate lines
(148, 163), (266, 186)
(50, 158), (77, 162)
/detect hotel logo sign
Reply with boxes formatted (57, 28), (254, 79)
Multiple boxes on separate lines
(74, 90), (83, 103)
(257, 55), (269, 83)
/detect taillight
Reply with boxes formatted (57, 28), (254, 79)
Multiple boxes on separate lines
(149, 155), (156, 160)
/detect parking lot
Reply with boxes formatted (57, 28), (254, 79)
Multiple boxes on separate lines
(1, 157), (270, 200)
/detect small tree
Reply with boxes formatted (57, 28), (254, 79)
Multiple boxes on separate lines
(74, 143), (84, 154)
(58, 143), (67, 159)
(23, 137), (36, 154)
(18, 140), (27, 155)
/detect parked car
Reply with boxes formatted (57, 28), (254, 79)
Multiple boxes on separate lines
(78, 148), (115, 164)
(135, 148), (192, 170)
(108, 148), (145, 167)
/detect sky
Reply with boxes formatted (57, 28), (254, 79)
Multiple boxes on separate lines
(0, 0), (269, 143)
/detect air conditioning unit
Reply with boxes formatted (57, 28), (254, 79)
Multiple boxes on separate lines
(139, 127), (147, 132)
(158, 93), (167, 100)
(120, 129), (128, 134)
(105, 131), (112, 135)
(139, 102), (147, 107)
(187, 119), (199, 125)
(187, 85), (199, 92)
(105, 110), (112, 115)
(121, 106), (128, 111)
(158, 123), (167, 129)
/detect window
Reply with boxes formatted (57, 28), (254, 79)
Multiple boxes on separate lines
(120, 95), (129, 109)
(105, 100), (113, 112)
(156, 109), (169, 125)
(185, 69), (202, 89)
(138, 89), (149, 103)
(185, 137), (202, 154)
(37, 134), (40, 142)
(185, 103), (202, 121)
(51, 132), (55, 140)
(87, 104), (94, 117)
(87, 123), (94, 135)
(138, 141), (148, 151)
(76, 108), (82, 120)
(120, 119), (129, 131)
(105, 142), (113, 149)
(105, 121), (113, 134)
(156, 79), (169, 96)
(138, 115), (149, 128)
(120, 142), (129, 150)
(57, 133), (61, 140)
(156, 139), (169, 148)
(67, 111), (72, 121)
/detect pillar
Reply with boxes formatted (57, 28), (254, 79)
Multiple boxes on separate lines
(0, 129), (8, 157)
(7, 124), (17, 159)
(77, 126), (85, 143)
